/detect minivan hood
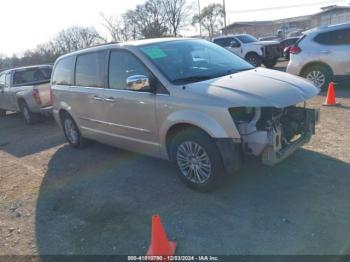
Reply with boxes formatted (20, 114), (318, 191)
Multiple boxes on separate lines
(185, 68), (320, 108)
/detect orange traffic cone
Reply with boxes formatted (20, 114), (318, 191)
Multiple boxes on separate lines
(323, 82), (339, 106)
(147, 215), (176, 259)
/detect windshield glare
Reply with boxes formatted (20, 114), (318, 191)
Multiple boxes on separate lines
(236, 35), (258, 43)
(139, 40), (253, 84)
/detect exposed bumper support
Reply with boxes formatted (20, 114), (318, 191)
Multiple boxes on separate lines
(262, 108), (319, 166)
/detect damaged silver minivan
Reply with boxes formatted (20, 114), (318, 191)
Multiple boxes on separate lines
(51, 38), (320, 191)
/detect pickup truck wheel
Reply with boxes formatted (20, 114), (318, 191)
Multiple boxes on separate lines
(170, 128), (225, 192)
(61, 113), (86, 148)
(302, 65), (332, 90)
(245, 53), (261, 67)
(19, 102), (39, 125)
(0, 109), (6, 117)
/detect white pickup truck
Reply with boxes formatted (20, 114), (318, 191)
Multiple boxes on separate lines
(213, 34), (281, 68)
(0, 65), (53, 124)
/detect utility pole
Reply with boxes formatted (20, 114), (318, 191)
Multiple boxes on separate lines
(223, 0), (227, 35)
(198, 0), (202, 37)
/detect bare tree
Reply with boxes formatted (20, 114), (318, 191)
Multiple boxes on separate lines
(126, 0), (168, 39)
(124, 10), (140, 40)
(162, 0), (188, 36)
(192, 3), (224, 39)
(100, 13), (132, 42)
(100, 13), (120, 42)
(0, 26), (104, 71)
(52, 26), (103, 54)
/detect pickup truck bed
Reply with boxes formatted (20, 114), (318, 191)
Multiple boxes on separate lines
(0, 65), (53, 124)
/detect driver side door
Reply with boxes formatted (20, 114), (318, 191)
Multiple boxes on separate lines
(226, 37), (243, 57)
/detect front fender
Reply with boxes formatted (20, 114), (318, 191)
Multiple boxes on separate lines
(247, 46), (264, 57)
(159, 110), (241, 158)
(52, 100), (76, 128)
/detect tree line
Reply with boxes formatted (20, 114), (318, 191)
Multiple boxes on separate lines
(0, 0), (224, 72)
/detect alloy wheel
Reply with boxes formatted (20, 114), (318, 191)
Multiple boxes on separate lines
(247, 57), (258, 67)
(306, 70), (326, 89)
(64, 118), (79, 144)
(176, 141), (212, 184)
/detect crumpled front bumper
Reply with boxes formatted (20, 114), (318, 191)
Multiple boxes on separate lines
(262, 108), (320, 166)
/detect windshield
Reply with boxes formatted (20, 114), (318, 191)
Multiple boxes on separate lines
(236, 35), (258, 43)
(139, 39), (253, 85)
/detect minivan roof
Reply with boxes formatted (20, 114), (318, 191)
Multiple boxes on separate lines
(56, 37), (194, 61)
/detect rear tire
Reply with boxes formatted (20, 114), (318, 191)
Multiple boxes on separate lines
(245, 53), (262, 67)
(0, 109), (6, 117)
(170, 128), (225, 192)
(19, 101), (39, 125)
(301, 65), (332, 90)
(61, 112), (87, 148)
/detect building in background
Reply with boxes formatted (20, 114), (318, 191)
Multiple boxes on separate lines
(222, 5), (350, 39)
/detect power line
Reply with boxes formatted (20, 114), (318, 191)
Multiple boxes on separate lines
(226, 0), (346, 14)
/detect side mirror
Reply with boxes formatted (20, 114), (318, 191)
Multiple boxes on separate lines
(230, 41), (241, 48)
(126, 75), (152, 92)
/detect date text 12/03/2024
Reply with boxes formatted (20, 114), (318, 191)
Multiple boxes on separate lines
(127, 256), (220, 261)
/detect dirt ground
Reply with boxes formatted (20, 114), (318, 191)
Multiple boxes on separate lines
(1, 63), (350, 256)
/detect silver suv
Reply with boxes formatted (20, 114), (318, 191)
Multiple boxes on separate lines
(287, 22), (350, 89)
(52, 38), (319, 191)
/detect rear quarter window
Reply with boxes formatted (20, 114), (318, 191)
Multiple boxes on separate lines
(314, 29), (350, 45)
(52, 57), (76, 85)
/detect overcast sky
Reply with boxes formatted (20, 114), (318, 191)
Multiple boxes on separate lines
(0, 0), (348, 56)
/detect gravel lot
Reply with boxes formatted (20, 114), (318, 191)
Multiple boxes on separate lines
(1, 62), (350, 256)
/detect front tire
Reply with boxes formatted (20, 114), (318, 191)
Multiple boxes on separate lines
(170, 128), (225, 192)
(245, 53), (262, 67)
(61, 112), (86, 148)
(302, 65), (332, 90)
(0, 109), (6, 117)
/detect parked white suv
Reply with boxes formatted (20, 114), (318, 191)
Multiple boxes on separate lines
(52, 38), (319, 191)
(213, 34), (281, 68)
(287, 22), (350, 89)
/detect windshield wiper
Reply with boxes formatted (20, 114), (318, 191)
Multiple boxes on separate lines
(172, 75), (215, 84)
(215, 68), (252, 78)
(172, 68), (253, 84)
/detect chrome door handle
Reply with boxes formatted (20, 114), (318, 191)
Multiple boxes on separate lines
(105, 97), (116, 103)
(320, 50), (330, 54)
(92, 96), (103, 101)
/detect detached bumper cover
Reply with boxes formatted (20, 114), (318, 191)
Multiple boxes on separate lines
(262, 108), (319, 166)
